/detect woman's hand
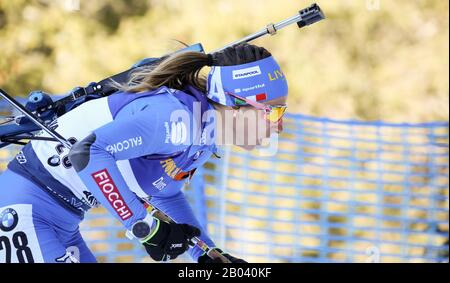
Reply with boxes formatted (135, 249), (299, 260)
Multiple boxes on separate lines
(142, 218), (200, 261)
(198, 248), (247, 263)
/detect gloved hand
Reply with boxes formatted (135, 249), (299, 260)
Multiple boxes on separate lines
(141, 218), (201, 261)
(198, 248), (247, 263)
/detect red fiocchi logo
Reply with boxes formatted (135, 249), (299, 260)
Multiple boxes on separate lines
(91, 169), (133, 221)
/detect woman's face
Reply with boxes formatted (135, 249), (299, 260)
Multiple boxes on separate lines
(232, 96), (287, 151)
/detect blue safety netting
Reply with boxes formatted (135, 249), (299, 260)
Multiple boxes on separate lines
(1, 101), (448, 263)
(185, 113), (449, 263)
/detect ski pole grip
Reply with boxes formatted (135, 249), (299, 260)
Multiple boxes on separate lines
(297, 3), (325, 28)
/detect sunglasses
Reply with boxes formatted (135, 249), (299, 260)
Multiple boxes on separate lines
(225, 92), (287, 123)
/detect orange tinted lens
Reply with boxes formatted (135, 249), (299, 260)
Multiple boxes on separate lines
(267, 106), (287, 122)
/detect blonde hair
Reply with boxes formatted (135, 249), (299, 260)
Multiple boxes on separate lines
(111, 51), (211, 93)
(111, 43), (271, 95)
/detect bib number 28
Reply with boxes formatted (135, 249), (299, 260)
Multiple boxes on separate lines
(0, 232), (34, 263)
(0, 205), (40, 263)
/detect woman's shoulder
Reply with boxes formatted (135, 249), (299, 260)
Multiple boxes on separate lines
(113, 87), (190, 118)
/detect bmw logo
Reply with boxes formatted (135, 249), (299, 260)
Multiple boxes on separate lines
(0, 208), (19, 232)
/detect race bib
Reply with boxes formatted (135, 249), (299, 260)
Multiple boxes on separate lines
(0, 204), (44, 263)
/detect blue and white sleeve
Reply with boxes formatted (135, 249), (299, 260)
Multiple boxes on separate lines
(68, 104), (189, 230)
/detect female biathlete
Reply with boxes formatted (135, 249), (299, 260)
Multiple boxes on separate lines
(0, 43), (288, 263)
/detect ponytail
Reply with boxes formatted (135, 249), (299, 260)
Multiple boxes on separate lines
(114, 51), (211, 93)
(113, 43), (270, 94)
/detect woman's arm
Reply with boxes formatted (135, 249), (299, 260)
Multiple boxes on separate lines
(69, 101), (190, 229)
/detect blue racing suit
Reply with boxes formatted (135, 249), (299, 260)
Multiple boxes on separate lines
(0, 85), (218, 263)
